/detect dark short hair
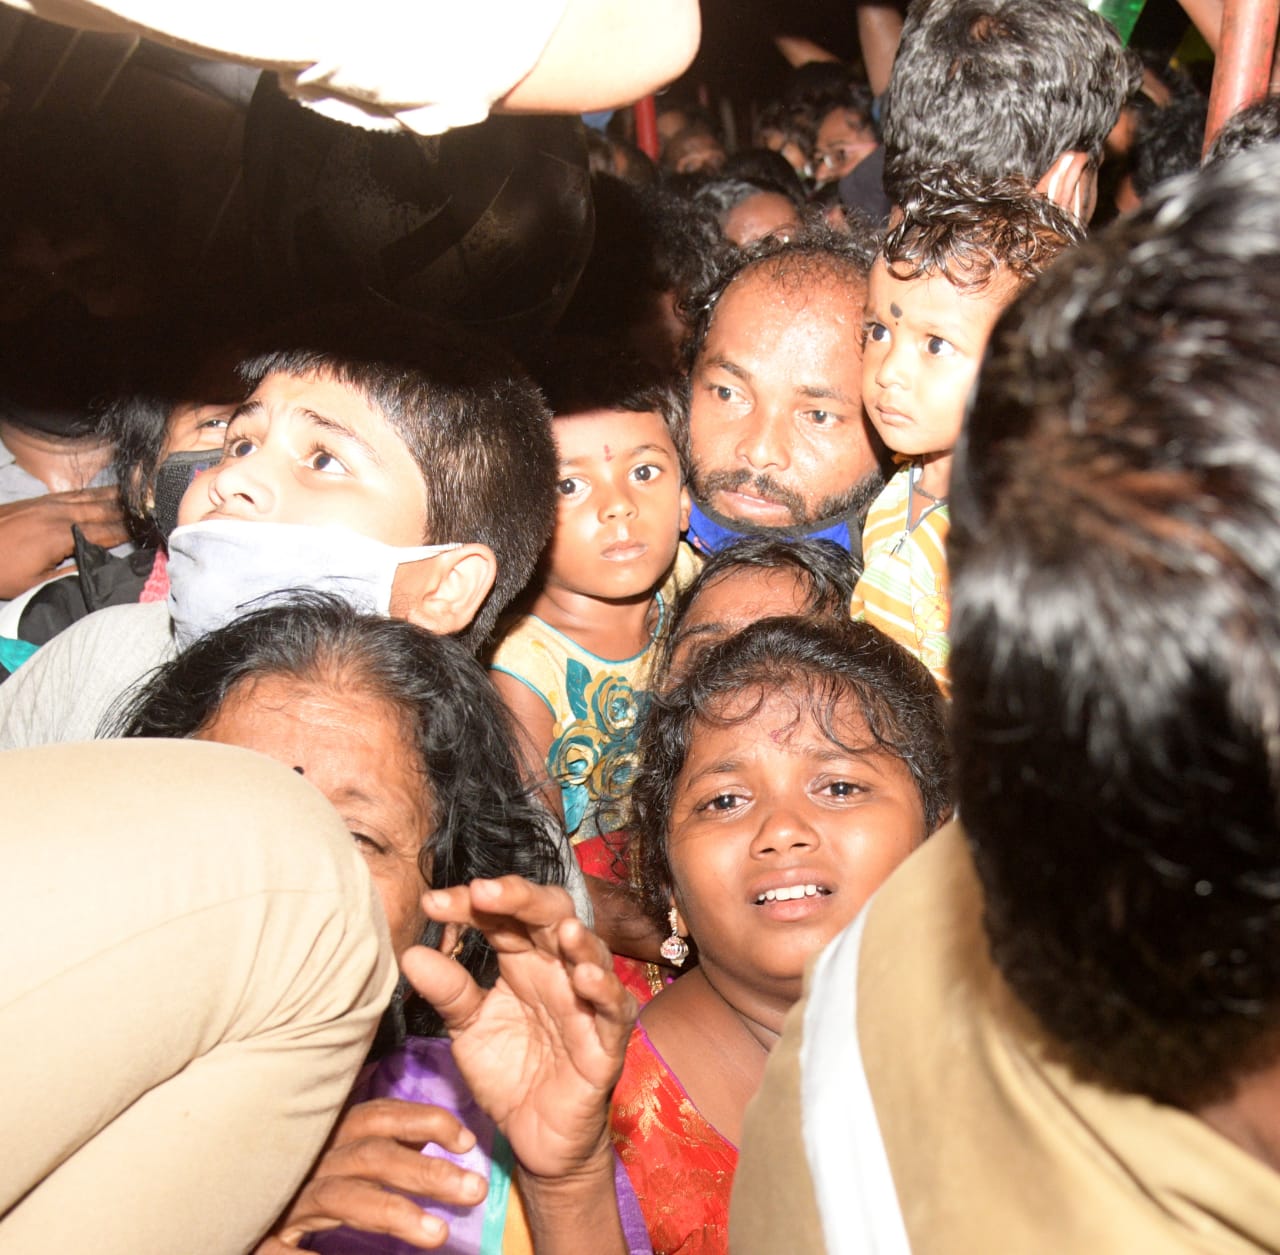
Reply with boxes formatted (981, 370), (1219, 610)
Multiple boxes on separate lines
(753, 99), (817, 154)
(881, 169), (1085, 293)
(528, 339), (686, 465)
(693, 178), (801, 223)
(657, 536), (861, 680)
(107, 594), (564, 1037)
(882, 0), (1141, 202)
(720, 151), (807, 203)
(682, 220), (880, 376)
(814, 81), (878, 138)
(949, 145), (1280, 1108)
(103, 393), (180, 545)
(632, 616), (951, 940)
(1206, 93), (1280, 165)
(1129, 83), (1210, 198)
(237, 304), (557, 649)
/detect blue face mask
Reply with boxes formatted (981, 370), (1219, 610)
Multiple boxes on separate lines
(686, 498), (856, 556)
(166, 520), (458, 649)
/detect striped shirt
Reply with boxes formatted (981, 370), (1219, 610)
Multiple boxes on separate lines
(850, 462), (950, 691)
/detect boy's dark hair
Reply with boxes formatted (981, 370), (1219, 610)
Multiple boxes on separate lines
(882, 0), (1141, 203)
(881, 170), (1086, 293)
(1206, 94), (1280, 165)
(682, 220), (881, 375)
(529, 339), (686, 441)
(694, 177), (804, 224)
(107, 594), (564, 1039)
(1131, 83), (1208, 195)
(1129, 83), (1210, 199)
(236, 304), (556, 649)
(632, 616), (951, 939)
(584, 128), (659, 187)
(720, 151), (807, 203)
(658, 536), (861, 679)
(753, 99), (817, 155)
(949, 145), (1280, 1109)
(813, 81), (879, 138)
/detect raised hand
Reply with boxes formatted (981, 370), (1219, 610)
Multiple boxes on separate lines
(401, 876), (637, 1181)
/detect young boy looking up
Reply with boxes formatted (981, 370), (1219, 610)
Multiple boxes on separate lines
(0, 305), (558, 748)
(852, 174), (1084, 686)
(490, 346), (697, 842)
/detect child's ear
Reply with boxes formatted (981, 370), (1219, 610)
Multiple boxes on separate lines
(1036, 151), (1094, 222)
(679, 483), (692, 532)
(390, 544), (498, 636)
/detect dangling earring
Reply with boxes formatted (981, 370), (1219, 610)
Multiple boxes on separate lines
(660, 906), (690, 967)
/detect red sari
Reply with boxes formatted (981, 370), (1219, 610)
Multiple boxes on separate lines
(609, 1025), (738, 1255)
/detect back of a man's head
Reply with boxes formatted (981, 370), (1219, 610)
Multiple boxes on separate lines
(883, 0), (1140, 206)
(948, 146), (1280, 1110)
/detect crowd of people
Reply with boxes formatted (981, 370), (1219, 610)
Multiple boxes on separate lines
(5, 0), (1280, 1251)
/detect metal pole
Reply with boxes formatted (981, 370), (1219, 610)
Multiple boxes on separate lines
(1204, 0), (1279, 155)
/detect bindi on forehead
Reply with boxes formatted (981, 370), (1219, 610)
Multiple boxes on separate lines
(889, 302), (903, 319)
(603, 444), (612, 462)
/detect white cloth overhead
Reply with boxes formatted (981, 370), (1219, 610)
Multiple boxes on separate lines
(3, 0), (569, 133)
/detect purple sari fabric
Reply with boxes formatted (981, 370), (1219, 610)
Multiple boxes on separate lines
(305, 1036), (651, 1254)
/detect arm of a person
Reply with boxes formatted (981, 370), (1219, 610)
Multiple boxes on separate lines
(856, 3), (904, 99)
(490, 669), (564, 823)
(403, 877), (638, 1255)
(11, 0), (698, 128)
(498, 0), (700, 115)
(515, 1149), (629, 1255)
(0, 488), (128, 600)
(772, 35), (841, 68)
(1175, 0), (1222, 51)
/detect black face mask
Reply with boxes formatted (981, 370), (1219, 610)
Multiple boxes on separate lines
(152, 447), (223, 541)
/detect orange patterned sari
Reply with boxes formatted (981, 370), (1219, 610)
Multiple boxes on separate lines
(609, 1025), (738, 1255)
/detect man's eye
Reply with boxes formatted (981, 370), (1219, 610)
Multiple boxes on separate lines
(556, 476), (586, 497)
(926, 336), (956, 357)
(807, 410), (837, 427)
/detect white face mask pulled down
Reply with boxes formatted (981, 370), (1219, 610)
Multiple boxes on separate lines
(166, 520), (459, 649)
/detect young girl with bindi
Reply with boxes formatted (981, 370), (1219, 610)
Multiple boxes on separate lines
(489, 347), (698, 843)
(610, 615), (951, 1253)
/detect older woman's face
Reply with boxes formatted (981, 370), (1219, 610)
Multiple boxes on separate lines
(197, 675), (432, 955)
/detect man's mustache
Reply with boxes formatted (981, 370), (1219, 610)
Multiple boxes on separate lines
(691, 467), (808, 524)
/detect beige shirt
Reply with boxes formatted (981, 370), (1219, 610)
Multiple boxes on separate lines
(733, 823), (1280, 1253)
